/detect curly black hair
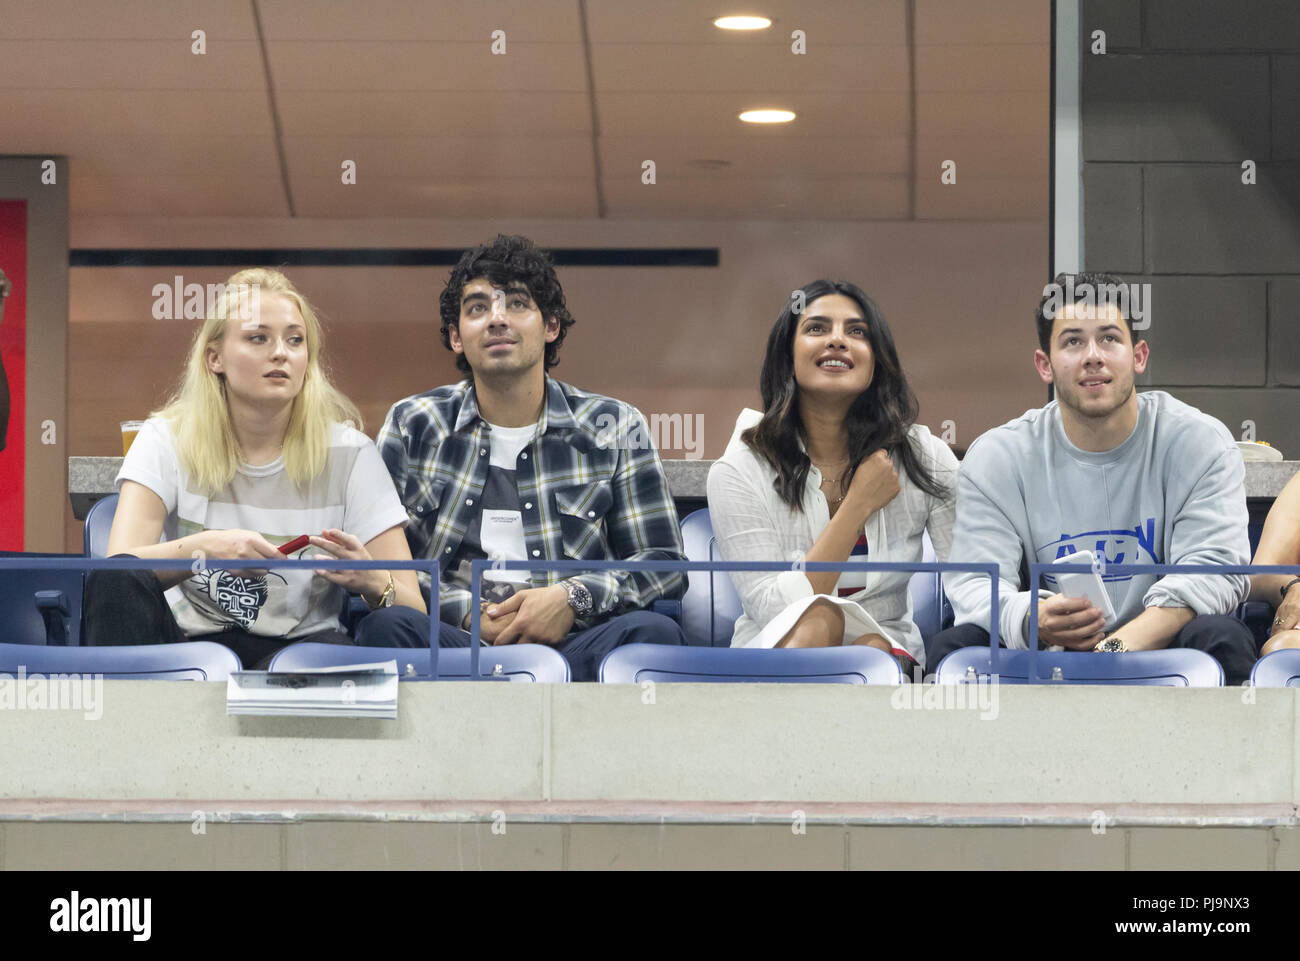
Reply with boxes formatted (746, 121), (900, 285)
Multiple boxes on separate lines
(438, 235), (576, 375)
(1035, 271), (1134, 353)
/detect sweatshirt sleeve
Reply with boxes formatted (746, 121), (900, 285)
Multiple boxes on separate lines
(941, 440), (1040, 650)
(1143, 441), (1250, 615)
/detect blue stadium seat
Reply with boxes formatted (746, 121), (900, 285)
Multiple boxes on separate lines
(934, 646), (1224, 687)
(598, 642), (903, 684)
(84, 493), (118, 558)
(0, 552), (85, 646)
(0, 640), (240, 680)
(680, 509), (743, 646)
(1250, 650), (1300, 687)
(680, 508), (946, 647)
(268, 641), (570, 682)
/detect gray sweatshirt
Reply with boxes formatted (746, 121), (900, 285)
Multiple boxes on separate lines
(943, 390), (1249, 648)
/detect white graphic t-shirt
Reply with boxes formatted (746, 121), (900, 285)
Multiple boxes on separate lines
(117, 418), (408, 638)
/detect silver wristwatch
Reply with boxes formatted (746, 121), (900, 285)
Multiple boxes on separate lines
(561, 578), (593, 617)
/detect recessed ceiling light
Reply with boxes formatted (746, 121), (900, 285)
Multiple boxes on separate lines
(739, 109), (795, 124)
(714, 15), (772, 30)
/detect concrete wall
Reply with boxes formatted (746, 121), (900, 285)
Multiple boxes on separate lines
(1081, 0), (1300, 454)
(0, 681), (1296, 869)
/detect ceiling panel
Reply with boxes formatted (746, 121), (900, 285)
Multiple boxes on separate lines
(0, 0), (1049, 222)
(596, 91), (910, 137)
(275, 90), (592, 136)
(257, 0), (582, 42)
(584, 0), (906, 45)
(914, 0), (1048, 45)
(600, 135), (908, 177)
(290, 176), (598, 219)
(590, 42), (908, 92)
(70, 171), (289, 217)
(267, 41), (587, 91)
(283, 136), (596, 180)
(601, 173), (909, 219)
(0, 39), (265, 89)
(0, 0), (257, 38)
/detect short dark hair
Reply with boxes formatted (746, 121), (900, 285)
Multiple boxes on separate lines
(438, 234), (576, 375)
(1036, 271), (1135, 353)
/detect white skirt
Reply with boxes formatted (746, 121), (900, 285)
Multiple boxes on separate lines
(738, 594), (892, 649)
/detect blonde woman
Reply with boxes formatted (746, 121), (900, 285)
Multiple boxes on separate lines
(84, 268), (426, 668)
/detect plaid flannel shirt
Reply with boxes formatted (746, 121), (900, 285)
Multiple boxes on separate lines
(377, 377), (686, 630)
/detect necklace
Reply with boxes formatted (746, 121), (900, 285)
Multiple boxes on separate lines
(811, 458), (847, 504)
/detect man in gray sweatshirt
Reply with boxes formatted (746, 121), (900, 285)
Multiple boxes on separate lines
(929, 272), (1256, 685)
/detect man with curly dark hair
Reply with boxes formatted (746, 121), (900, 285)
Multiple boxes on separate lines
(378, 235), (687, 680)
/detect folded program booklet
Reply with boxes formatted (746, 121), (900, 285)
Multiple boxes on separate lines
(226, 661), (399, 719)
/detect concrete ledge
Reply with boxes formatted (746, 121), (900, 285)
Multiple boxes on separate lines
(0, 682), (1294, 806)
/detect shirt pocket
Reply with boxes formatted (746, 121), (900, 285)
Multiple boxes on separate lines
(553, 483), (614, 559)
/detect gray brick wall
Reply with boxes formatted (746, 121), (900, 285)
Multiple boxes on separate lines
(1081, 0), (1300, 457)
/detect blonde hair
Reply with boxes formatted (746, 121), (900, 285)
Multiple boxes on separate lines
(152, 268), (362, 494)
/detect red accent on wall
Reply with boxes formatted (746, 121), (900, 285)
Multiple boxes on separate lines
(0, 201), (27, 549)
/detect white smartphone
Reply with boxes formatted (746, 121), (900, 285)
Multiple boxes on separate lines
(1051, 551), (1117, 626)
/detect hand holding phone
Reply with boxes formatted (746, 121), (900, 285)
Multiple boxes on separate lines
(278, 534), (311, 555)
(1051, 550), (1117, 625)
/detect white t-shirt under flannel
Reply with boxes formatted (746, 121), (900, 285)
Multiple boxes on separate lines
(117, 418), (408, 639)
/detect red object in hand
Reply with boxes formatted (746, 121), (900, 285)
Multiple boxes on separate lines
(278, 535), (311, 555)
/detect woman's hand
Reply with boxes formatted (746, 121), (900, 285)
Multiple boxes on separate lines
(194, 528), (282, 577)
(1270, 585), (1300, 637)
(843, 449), (900, 522)
(308, 529), (389, 603)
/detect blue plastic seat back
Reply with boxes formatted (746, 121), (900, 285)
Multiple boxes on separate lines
(680, 509), (743, 646)
(84, 493), (119, 558)
(599, 642), (903, 684)
(908, 530), (942, 642)
(1250, 650), (1300, 687)
(0, 552), (86, 646)
(0, 640), (240, 680)
(268, 641), (570, 682)
(934, 646), (1224, 687)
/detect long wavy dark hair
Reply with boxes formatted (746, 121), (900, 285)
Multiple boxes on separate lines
(741, 279), (945, 510)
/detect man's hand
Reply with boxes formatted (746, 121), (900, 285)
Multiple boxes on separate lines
(1035, 594), (1107, 650)
(462, 606), (518, 643)
(490, 585), (576, 646)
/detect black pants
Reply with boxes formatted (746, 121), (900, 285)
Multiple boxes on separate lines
(83, 566), (430, 670)
(924, 614), (1258, 686)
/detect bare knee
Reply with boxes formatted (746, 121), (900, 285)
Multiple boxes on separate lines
(777, 599), (845, 649)
(1262, 629), (1300, 656)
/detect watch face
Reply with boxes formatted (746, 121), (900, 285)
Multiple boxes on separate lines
(1100, 638), (1124, 652)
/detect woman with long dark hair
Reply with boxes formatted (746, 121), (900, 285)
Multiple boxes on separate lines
(706, 280), (957, 674)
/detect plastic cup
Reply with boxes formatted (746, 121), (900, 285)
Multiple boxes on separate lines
(120, 420), (145, 456)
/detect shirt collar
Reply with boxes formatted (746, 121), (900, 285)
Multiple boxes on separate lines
(452, 376), (580, 437)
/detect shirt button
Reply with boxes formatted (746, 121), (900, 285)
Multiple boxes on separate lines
(531, 549), (540, 557)
(524, 502), (532, 510)
(444, 547), (452, 554)
(480, 448), (487, 456)
(466, 498), (474, 506)
(521, 452), (528, 459)
(587, 510), (596, 518)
